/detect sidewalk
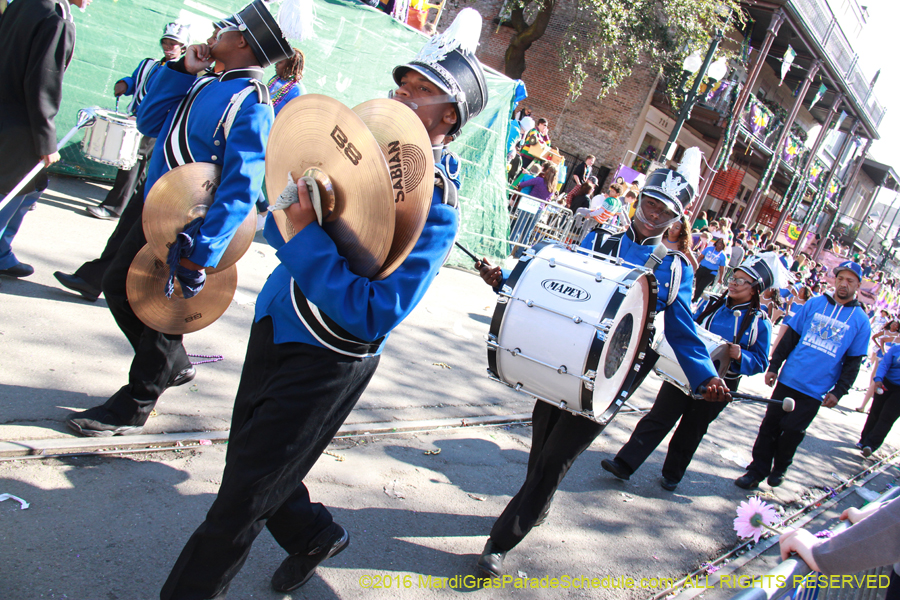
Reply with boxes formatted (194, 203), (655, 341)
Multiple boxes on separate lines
(0, 176), (897, 600)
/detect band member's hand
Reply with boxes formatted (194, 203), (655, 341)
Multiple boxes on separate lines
(778, 529), (822, 571)
(822, 393), (839, 408)
(179, 257), (205, 272)
(113, 81), (128, 96)
(764, 371), (777, 387)
(184, 44), (213, 74)
(476, 258), (502, 288)
(702, 377), (731, 402)
(285, 175), (317, 233)
(727, 343), (742, 360)
(41, 152), (60, 167)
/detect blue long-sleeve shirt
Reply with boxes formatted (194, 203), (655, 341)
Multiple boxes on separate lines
(694, 298), (771, 379)
(255, 156), (459, 355)
(875, 344), (900, 385)
(136, 63), (273, 268)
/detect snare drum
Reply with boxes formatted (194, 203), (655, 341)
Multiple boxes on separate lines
(487, 243), (657, 423)
(650, 312), (731, 395)
(81, 108), (141, 169)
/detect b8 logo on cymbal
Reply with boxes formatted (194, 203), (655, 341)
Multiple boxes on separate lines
(330, 126), (362, 166)
(184, 312), (203, 323)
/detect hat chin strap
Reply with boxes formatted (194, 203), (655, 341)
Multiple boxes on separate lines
(388, 89), (461, 110)
(634, 203), (680, 231)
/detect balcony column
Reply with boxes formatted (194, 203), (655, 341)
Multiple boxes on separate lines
(840, 138), (873, 247)
(864, 179), (889, 253)
(796, 121), (859, 259)
(739, 60), (821, 226)
(812, 135), (870, 260)
(772, 93), (843, 238)
(692, 10), (786, 214)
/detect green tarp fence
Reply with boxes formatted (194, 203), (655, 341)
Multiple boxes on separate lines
(49, 0), (512, 266)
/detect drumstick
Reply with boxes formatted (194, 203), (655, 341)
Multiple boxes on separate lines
(733, 309), (741, 343)
(0, 108), (96, 210)
(696, 386), (795, 412)
(454, 241), (489, 267)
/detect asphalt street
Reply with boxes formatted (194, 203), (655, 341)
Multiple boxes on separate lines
(0, 176), (897, 600)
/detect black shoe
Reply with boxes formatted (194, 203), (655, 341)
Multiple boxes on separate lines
(66, 406), (143, 437)
(271, 523), (349, 593)
(86, 206), (119, 220)
(0, 263), (34, 278)
(734, 473), (762, 490)
(767, 472), (785, 487)
(600, 458), (632, 481)
(167, 366), (196, 388)
(660, 477), (679, 491)
(862, 446), (873, 458)
(476, 540), (506, 579)
(54, 271), (100, 301)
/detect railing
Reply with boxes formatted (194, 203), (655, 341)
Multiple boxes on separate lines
(789, 0), (887, 128)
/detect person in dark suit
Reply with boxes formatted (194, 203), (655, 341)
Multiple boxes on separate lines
(0, 0), (86, 280)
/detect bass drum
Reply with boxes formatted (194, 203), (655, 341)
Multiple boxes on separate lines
(487, 243), (657, 423)
(650, 312), (731, 395)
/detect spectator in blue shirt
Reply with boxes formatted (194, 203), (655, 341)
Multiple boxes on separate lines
(736, 261), (871, 489)
(693, 237), (728, 302)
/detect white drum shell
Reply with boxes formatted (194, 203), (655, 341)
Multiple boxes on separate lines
(490, 244), (652, 420)
(82, 109), (141, 169)
(651, 312), (730, 394)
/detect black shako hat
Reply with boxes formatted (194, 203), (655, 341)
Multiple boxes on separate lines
(392, 8), (489, 137)
(217, 0), (292, 68)
(737, 252), (788, 291)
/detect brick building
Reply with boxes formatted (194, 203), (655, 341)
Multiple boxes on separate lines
(440, 0), (661, 186)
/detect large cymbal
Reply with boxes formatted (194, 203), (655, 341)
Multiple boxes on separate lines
(352, 99), (434, 279)
(265, 94), (395, 279)
(126, 244), (238, 335)
(143, 162), (256, 274)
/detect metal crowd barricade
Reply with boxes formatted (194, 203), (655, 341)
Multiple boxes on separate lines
(728, 486), (900, 600)
(507, 188), (575, 254)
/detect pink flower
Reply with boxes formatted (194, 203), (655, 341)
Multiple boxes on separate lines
(733, 497), (780, 542)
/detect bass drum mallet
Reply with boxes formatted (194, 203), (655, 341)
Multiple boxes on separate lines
(696, 386), (795, 412)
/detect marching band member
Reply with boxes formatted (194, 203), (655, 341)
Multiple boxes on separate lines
(159, 10), (489, 597)
(601, 253), (781, 492)
(475, 148), (731, 578)
(55, 22), (190, 301)
(85, 22), (190, 221)
(66, 0), (292, 437)
(735, 260), (871, 489)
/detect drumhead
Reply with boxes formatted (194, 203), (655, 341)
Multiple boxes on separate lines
(487, 243), (656, 423)
(588, 270), (654, 419)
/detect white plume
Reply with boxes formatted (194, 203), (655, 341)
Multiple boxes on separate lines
(276, 0), (316, 42)
(415, 7), (483, 64)
(676, 147), (703, 198)
(441, 8), (482, 54)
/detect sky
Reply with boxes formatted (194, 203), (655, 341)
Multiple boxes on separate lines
(852, 0), (899, 165)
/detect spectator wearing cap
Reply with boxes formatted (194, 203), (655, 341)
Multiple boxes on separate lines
(735, 261), (871, 490)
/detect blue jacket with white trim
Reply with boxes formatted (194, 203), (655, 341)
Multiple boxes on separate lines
(136, 61), (272, 268)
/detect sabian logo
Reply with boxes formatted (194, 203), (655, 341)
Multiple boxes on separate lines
(386, 140), (427, 204)
(541, 279), (590, 302)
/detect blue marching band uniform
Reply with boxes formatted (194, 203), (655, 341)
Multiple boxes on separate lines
(158, 6), (493, 598)
(609, 284), (772, 489)
(67, 2), (282, 437)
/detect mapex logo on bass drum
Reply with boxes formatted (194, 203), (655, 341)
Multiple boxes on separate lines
(540, 279), (591, 302)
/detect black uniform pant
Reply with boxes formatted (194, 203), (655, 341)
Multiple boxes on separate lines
(99, 215), (191, 425)
(615, 378), (734, 484)
(160, 317), (380, 599)
(746, 382), (821, 479)
(693, 265), (716, 302)
(859, 381), (900, 451)
(97, 136), (154, 216)
(488, 353), (659, 552)
(75, 176), (146, 290)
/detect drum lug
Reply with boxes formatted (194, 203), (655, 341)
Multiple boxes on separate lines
(548, 258), (556, 268)
(595, 318), (614, 340)
(583, 369), (596, 391)
(557, 365), (567, 375)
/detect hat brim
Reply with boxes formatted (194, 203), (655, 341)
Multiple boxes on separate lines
(639, 189), (681, 215)
(833, 266), (861, 281)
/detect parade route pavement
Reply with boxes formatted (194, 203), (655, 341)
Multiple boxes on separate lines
(0, 176), (897, 599)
